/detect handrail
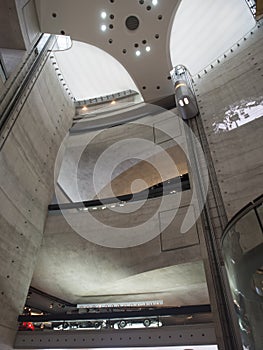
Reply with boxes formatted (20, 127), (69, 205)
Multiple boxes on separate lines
(75, 89), (138, 108)
(0, 33), (49, 105)
(49, 174), (190, 211)
(0, 34), (54, 135)
(221, 194), (263, 244)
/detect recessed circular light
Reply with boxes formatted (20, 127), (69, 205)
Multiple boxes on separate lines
(146, 46), (151, 52)
(135, 50), (141, 56)
(101, 11), (107, 19)
(152, 0), (158, 5)
(101, 24), (107, 32)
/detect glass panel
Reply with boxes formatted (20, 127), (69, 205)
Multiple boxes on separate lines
(222, 204), (263, 350)
(235, 209), (263, 254)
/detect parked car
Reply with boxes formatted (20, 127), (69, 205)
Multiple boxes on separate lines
(18, 322), (35, 331)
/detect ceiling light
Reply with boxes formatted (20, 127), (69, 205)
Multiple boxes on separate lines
(184, 97), (190, 105)
(146, 46), (151, 52)
(101, 24), (107, 32)
(101, 11), (107, 19)
(135, 50), (141, 56)
(82, 105), (88, 111)
(152, 0), (158, 5)
(111, 100), (116, 105)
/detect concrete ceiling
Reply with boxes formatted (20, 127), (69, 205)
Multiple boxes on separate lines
(34, 0), (255, 102)
(32, 214), (209, 306)
(35, 0), (180, 103)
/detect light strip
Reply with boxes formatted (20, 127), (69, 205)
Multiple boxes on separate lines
(77, 300), (163, 309)
(175, 82), (187, 90)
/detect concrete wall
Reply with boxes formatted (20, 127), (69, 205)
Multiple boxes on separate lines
(195, 23), (263, 220)
(0, 57), (74, 349)
(30, 106), (210, 311)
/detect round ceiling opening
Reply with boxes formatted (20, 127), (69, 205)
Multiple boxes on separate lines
(125, 15), (140, 30)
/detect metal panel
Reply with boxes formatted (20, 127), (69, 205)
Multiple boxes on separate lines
(15, 324), (216, 349)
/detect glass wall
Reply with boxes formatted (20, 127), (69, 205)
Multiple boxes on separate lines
(222, 196), (263, 349)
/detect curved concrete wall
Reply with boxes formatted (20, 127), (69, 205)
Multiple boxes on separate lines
(0, 58), (74, 349)
(195, 23), (263, 219)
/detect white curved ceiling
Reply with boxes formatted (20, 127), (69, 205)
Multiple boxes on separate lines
(54, 40), (141, 100)
(49, 0), (256, 100)
(170, 0), (255, 75)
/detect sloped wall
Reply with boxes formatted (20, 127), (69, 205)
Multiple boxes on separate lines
(195, 23), (263, 219)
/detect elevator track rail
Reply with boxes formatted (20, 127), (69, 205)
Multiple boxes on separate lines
(184, 115), (243, 350)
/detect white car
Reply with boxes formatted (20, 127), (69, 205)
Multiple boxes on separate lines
(113, 318), (162, 329)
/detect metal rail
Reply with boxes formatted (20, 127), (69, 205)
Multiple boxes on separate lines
(0, 34), (55, 141)
(49, 174), (190, 211)
(18, 304), (211, 323)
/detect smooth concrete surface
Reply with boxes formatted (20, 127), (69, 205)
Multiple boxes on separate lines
(0, 57), (74, 349)
(0, 0), (25, 50)
(32, 204), (207, 305)
(31, 104), (209, 309)
(59, 108), (187, 202)
(195, 22), (263, 220)
(0, 49), (25, 77)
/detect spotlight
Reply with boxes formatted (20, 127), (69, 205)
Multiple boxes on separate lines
(101, 11), (107, 19)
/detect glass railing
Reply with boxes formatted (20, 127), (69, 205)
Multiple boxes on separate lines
(221, 195), (263, 350)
